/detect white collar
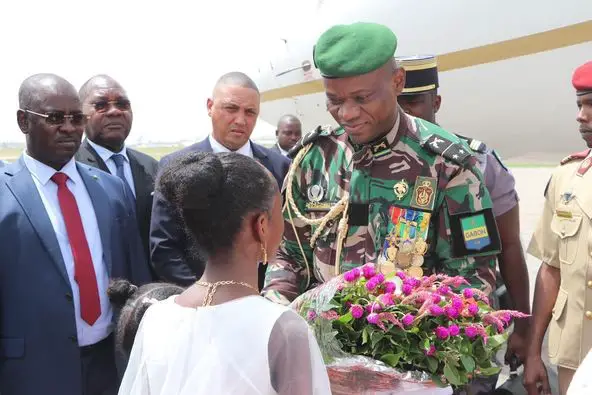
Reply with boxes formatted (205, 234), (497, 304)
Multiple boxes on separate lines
(23, 152), (81, 186)
(87, 139), (129, 164)
(278, 144), (289, 156)
(208, 135), (253, 157)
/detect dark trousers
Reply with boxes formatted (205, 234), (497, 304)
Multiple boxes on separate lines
(80, 334), (119, 395)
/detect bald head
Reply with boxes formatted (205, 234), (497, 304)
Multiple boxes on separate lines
(79, 74), (126, 103)
(276, 114), (302, 152)
(212, 71), (259, 97)
(19, 73), (78, 110)
(277, 114), (300, 128)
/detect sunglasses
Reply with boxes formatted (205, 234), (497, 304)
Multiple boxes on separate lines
(21, 109), (87, 126)
(91, 99), (131, 113)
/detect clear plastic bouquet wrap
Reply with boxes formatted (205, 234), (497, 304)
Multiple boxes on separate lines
(290, 264), (529, 395)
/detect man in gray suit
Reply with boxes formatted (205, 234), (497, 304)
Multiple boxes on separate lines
(271, 114), (301, 157)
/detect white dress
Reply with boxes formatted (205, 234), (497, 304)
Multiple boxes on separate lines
(118, 295), (332, 395)
(567, 348), (592, 394)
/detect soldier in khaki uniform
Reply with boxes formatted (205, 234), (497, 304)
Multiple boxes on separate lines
(524, 60), (592, 395)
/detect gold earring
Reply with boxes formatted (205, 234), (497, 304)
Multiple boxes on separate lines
(261, 243), (268, 265)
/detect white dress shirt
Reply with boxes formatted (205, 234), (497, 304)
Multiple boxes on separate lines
(208, 135), (253, 158)
(87, 139), (136, 197)
(278, 144), (289, 157)
(23, 153), (113, 346)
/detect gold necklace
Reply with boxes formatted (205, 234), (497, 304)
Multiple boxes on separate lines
(195, 280), (258, 307)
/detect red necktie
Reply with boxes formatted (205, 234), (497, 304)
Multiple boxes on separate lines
(51, 172), (101, 325)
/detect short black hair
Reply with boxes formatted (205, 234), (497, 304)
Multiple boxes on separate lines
(156, 152), (277, 259)
(107, 279), (185, 358)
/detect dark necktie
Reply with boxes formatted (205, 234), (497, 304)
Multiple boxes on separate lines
(111, 154), (136, 206)
(51, 172), (101, 325)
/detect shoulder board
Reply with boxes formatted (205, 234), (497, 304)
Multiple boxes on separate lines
(560, 149), (591, 165)
(454, 133), (488, 154)
(415, 119), (473, 167)
(287, 125), (338, 159)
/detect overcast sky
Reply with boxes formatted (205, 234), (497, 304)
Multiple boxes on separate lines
(0, 0), (314, 144)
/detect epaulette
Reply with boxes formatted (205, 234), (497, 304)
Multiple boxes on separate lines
(454, 133), (488, 154)
(560, 149), (591, 165)
(287, 125), (336, 159)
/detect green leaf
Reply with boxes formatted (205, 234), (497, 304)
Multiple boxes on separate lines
(371, 331), (385, 347)
(422, 338), (431, 351)
(487, 334), (508, 348)
(380, 353), (402, 368)
(426, 357), (438, 373)
(479, 366), (502, 376)
(443, 363), (463, 387)
(362, 327), (369, 345)
(338, 311), (353, 324)
(460, 355), (476, 372)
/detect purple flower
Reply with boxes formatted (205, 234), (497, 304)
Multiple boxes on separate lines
(402, 284), (413, 295)
(384, 281), (397, 293)
(465, 325), (479, 338)
(425, 344), (436, 356)
(367, 313), (380, 325)
(445, 305), (460, 319)
(429, 305), (445, 316)
(435, 326), (449, 340)
(365, 278), (379, 291)
(437, 285), (451, 295)
(500, 312), (512, 324)
(402, 313), (415, 326)
(396, 271), (407, 280)
(463, 288), (475, 299)
(344, 268), (361, 282)
(373, 273), (385, 284)
(449, 324), (460, 336)
(468, 303), (479, 316)
(405, 277), (421, 288)
(350, 304), (364, 319)
(451, 296), (463, 310)
(362, 264), (376, 279)
(432, 294), (442, 304)
(379, 293), (394, 306)
(307, 310), (317, 321)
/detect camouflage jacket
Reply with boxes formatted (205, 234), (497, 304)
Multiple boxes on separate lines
(262, 110), (501, 305)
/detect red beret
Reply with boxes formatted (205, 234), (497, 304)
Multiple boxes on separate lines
(572, 61), (592, 95)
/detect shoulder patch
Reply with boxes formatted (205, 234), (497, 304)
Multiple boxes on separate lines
(421, 134), (472, 167)
(560, 149), (591, 165)
(455, 133), (488, 154)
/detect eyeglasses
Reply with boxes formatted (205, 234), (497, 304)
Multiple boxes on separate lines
(91, 99), (131, 113)
(21, 109), (87, 125)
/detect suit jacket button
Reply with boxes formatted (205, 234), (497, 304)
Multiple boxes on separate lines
(588, 280), (592, 289)
(65, 293), (73, 301)
(586, 311), (592, 320)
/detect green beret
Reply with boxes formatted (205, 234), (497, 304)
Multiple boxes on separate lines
(313, 22), (398, 78)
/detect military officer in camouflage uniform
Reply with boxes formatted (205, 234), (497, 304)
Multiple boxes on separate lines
(397, 54), (532, 394)
(524, 60), (592, 395)
(262, 22), (501, 307)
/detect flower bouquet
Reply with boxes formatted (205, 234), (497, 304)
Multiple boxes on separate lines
(290, 264), (529, 395)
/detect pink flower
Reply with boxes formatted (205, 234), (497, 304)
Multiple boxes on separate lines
(402, 284), (413, 295)
(468, 303), (479, 316)
(344, 268), (361, 282)
(449, 324), (460, 336)
(463, 288), (475, 299)
(465, 325), (479, 338)
(451, 296), (463, 310)
(380, 312), (404, 329)
(321, 310), (339, 320)
(445, 305), (460, 319)
(307, 310), (317, 321)
(402, 313), (415, 326)
(405, 277), (421, 287)
(350, 304), (364, 319)
(435, 326), (449, 340)
(367, 313), (380, 325)
(384, 281), (397, 293)
(379, 293), (394, 306)
(432, 294), (442, 304)
(437, 285), (451, 295)
(362, 264), (376, 279)
(373, 273), (385, 284)
(429, 305), (445, 316)
(396, 271), (407, 280)
(500, 312), (512, 324)
(365, 279), (379, 291)
(425, 344), (436, 356)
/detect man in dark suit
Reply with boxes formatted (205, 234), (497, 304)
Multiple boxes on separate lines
(0, 73), (151, 395)
(271, 114), (302, 157)
(150, 72), (290, 289)
(75, 75), (158, 279)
